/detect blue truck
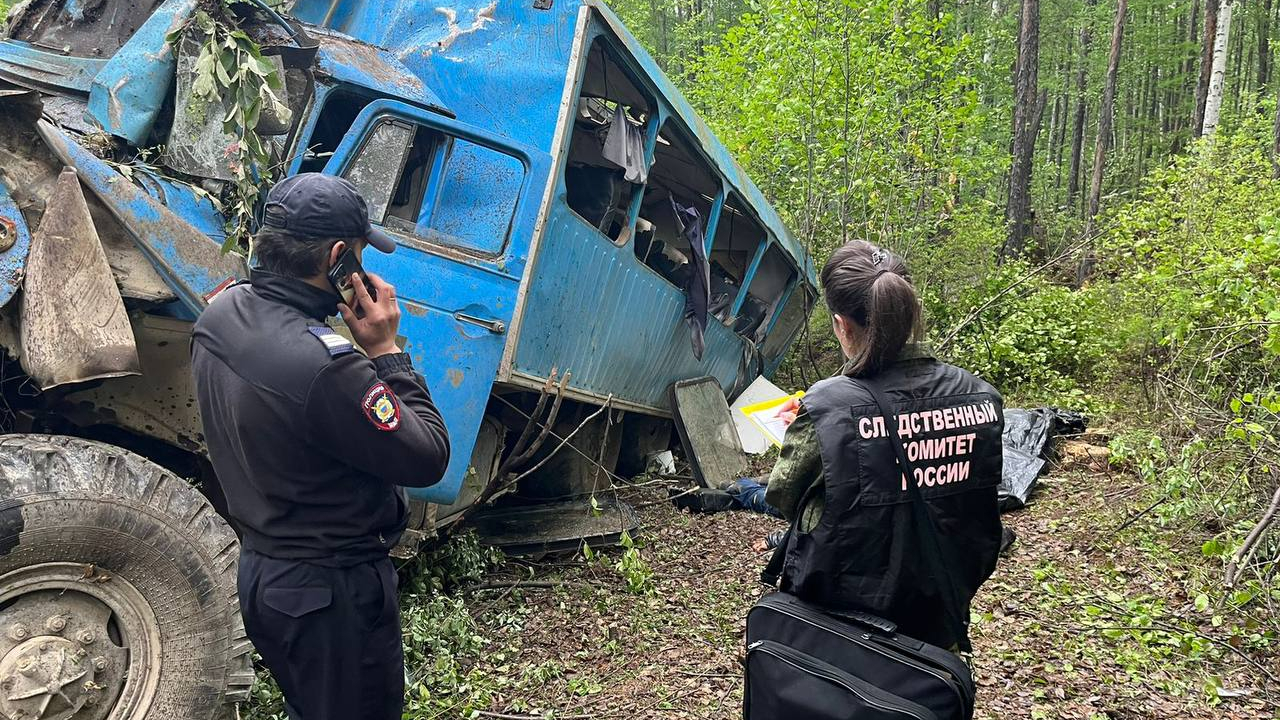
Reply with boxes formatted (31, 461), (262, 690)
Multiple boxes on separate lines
(0, 0), (815, 716)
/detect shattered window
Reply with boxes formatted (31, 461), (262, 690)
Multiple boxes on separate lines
(342, 119), (416, 224)
(339, 116), (523, 256)
(564, 38), (654, 244)
(761, 285), (814, 360)
(298, 91), (375, 174)
(634, 121), (718, 290)
(739, 245), (798, 342)
(708, 194), (769, 335)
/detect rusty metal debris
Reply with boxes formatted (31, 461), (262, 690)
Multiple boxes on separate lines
(19, 167), (140, 390)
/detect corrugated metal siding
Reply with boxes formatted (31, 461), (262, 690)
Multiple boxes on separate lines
(514, 204), (746, 411)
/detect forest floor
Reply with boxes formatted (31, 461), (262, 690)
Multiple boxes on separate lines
(444, 441), (1280, 720)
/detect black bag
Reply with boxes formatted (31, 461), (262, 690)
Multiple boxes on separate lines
(746, 593), (973, 720)
(746, 376), (977, 720)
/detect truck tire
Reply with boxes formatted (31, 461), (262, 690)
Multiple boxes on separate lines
(0, 434), (254, 720)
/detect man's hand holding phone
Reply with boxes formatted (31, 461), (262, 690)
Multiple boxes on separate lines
(338, 273), (401, 358)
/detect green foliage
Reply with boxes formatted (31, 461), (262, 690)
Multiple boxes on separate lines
(170, 4), (290, 252)
(615, 529), (655, 595)
(582, 529), (655, 595)
(681, 0), (1002, 258)
(401, 530), (505, 596)
(1101, 118), (1280, 437)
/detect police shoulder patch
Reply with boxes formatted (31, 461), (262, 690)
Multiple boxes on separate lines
(308, 326), (355, 357)
(361, 382), (401, 432)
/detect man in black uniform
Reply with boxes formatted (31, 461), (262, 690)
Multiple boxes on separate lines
(191, 173), (451, 720)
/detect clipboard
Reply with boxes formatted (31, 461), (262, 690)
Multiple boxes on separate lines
(738, 391), (804, 448)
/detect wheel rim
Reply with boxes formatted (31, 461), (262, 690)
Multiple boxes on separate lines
(0, 563), (160, 720)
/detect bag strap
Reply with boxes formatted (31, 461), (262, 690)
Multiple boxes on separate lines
(760, 474), (827, 587)
(860, 377), (973, 653)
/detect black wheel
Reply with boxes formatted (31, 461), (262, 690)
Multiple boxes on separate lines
(0, 434), (253, 720)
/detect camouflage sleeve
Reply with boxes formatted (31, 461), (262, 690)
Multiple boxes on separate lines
(764, 409), (822, 522)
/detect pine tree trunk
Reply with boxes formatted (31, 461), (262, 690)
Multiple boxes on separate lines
(1260, 0), (1273, 93)
(1232, 6), (1246, 116)
(1079, 0), (1128, 285)
(1181, 0), (1202, 138)
(1272, 88), (1280, 176)
(1204, 1), (1236, 136)
(1068, 3), (1094, 208)
(1195, 0), (1222, 137)
(1004, 0), (1040, 260)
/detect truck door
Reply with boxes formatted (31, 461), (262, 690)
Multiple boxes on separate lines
(323, 99), (548, 504)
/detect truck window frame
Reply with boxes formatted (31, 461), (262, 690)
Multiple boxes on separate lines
(562, 36), (658, 247)
(325, 101), (535, 261)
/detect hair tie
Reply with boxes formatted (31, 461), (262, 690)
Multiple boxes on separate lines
(874, 268), (889, 278)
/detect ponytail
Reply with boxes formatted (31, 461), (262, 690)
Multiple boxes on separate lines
(819, 240), (921, 377)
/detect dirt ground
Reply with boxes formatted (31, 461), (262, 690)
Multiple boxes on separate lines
(456, 451), (1280, 719)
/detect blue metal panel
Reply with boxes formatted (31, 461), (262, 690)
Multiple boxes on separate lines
(427, 141), (524, 255)
(292, 0), (578, 155)
(311, 30), (451, 115)
(513, 204), (748, 409)
(132, 170), (230, 245)
(322, 98), (550, 503)
(0, 41), (105, 94)
(86, 0), (197, 144)
(0, 185), (34, 309)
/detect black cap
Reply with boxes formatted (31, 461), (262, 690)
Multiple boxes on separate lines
(261, 173), (396, 253)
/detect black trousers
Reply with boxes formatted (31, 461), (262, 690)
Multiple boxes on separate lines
(238, 550), (403, 720)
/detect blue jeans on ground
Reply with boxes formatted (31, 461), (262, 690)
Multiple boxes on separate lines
(726, 478), (783, 518)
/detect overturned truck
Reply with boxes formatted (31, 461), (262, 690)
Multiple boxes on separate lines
(0, 0), (816, 716)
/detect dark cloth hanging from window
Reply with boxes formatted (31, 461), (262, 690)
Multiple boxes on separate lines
(670, 196), (709, 360)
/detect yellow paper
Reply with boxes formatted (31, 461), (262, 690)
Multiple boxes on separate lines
(739, 391), (804, 448)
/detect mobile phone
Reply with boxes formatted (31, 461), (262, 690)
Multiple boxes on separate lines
(327, 248), (376, 306)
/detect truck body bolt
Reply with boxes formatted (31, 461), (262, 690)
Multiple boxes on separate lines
(45, 616), (67, 633)
(77, 630), (95, 645)
(84, 693), (100, 706)
(92, 657), (108, 671)
(17, 658), (36, 676)
(8, 624), (29, 640)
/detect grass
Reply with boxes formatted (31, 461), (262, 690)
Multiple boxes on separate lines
(241, 447), (1280, 719)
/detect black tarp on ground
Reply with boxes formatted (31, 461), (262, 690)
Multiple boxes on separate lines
(999, 408), (1087, 511)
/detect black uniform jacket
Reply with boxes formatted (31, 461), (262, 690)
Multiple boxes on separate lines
(191, 270), (450, 565)
(780, 355), (1004, 650)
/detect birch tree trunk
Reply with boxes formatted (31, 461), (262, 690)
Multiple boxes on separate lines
(1203, 0), (1236, 136)
(984, 0), (1002, 67)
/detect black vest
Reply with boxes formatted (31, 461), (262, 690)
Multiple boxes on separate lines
(781, 357), (1004, 649)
